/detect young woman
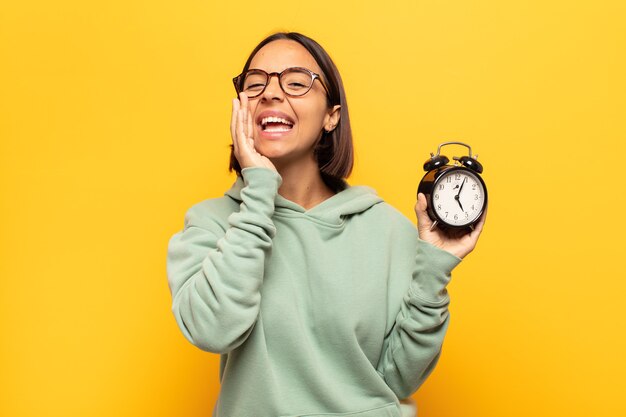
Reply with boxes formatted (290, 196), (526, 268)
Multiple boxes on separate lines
(166, 32), (486, 417)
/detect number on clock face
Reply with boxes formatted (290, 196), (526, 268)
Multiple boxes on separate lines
(432, 169), (485, 226)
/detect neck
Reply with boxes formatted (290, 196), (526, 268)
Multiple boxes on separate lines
(274, 158), (335, 210)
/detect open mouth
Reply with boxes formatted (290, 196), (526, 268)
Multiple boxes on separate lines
(260, 116), (294, 133)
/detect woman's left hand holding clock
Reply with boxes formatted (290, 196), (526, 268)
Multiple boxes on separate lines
(415, 193), (487, 259)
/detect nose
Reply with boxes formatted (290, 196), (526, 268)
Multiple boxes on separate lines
(260, 74), (285, 101)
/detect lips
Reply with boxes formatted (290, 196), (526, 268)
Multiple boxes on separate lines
(256, 110), (295, 133)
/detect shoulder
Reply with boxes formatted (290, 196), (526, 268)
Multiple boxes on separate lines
(366, 201), (418, 236)
(347, 199), (419, 248)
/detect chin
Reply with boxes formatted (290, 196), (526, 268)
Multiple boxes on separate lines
(254, 142), (289, 160)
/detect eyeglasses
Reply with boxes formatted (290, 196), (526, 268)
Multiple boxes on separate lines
(232, 67), (329, 98)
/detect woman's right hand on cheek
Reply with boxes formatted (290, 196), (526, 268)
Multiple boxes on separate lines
(231, 93), (277, 172)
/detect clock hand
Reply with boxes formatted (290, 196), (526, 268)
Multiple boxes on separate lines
(456, 196), (464, 212)
(455, 177), (466, 212)
(457, 178), (466, 196)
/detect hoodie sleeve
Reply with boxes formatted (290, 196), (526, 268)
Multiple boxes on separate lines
(376, 238), (462, 398)
(166, 167), (282, 354)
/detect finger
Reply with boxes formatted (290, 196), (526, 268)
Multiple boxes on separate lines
(417, 192), (428, 211)
(231, 98), (240, 153)
(242, 104), (248, 139)
(467, 204), (487, 243)
(237, 108), (247, 148)
(247, 107), (254, 142)
(240, 91), (248, 108)
(415, 193), (433, 229)
(239, 92), (249, 137)
(473, 204), (488, 235)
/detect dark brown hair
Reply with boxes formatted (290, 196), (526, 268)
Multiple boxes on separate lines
(229, 32), (354, 184)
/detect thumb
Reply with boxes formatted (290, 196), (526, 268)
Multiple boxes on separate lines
(415, 193), (433, 232)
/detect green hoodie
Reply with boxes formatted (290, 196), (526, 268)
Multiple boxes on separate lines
(166, 167), (462, 417)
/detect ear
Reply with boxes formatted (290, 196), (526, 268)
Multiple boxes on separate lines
(323, 105), (341, 132)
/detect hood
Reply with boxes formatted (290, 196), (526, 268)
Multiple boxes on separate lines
(224, 176), (384, 226)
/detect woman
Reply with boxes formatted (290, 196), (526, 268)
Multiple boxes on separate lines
(166, 32), (486, 417)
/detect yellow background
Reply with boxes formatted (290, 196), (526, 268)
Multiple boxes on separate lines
(1, 0), (624, 416)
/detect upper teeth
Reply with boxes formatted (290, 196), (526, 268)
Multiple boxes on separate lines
(261, 116), (293, 126)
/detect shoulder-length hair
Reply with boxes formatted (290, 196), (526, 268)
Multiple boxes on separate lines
(229, 32), (354, 184)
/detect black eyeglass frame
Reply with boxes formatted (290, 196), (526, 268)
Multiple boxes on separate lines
(232, 67), (330, 98)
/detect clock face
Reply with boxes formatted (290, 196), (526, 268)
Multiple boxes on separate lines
(432, 168), (486, 227)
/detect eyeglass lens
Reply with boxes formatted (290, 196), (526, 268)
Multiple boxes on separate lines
(242, 69), (314, 97)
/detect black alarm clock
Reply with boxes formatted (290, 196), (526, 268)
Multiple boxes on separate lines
(417, 141), (487, 231)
